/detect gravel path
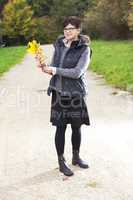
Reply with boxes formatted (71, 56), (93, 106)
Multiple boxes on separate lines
(0, 45), (133, 200)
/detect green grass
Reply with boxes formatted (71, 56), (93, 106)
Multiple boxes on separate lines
(90, 40), (133, 91)
(0, 46), (26, 76)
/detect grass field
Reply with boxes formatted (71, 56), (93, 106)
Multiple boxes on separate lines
(90, 40), (133, 91)
(0, 46), (26, 76)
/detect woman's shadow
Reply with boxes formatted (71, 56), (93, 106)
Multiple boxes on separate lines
(0, 165), (82, 193)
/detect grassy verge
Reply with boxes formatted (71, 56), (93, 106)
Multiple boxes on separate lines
(90, 40), (133, 91)
(0, 46), (26, 76)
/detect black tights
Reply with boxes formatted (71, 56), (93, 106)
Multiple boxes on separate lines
(55, 124), (81, 156)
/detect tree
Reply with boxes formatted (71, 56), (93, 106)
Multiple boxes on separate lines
(31, 16), (59, 43)
(49, 0), (92, 31)
(0, 0), (8, 16)
(128, 0), (133, 30)
(27, 0), (54, 17)
(2, 0), (34, 44)
(84, 0), (130, 39)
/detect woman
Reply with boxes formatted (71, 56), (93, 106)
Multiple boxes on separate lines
(39, 16), (92, 176)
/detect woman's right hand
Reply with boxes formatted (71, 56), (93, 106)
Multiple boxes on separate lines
(35, 55), (46, 69)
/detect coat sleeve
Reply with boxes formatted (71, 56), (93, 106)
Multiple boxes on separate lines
(49, 47), (56, 67)
(54, 46), (91, 79)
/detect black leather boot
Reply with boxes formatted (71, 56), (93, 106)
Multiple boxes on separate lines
(72, 150), (89, 169)
(58, 155), (74, 176)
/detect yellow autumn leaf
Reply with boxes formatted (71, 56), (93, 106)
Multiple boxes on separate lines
(27, 40), (39, 54)
(27, 40), (46, 66)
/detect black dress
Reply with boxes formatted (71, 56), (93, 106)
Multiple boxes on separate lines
(50, 89), (90, 127)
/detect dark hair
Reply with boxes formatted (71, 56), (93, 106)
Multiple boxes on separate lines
(63, 16), (81, 29)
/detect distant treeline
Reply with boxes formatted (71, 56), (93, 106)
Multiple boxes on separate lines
(0, 0), (133, 45)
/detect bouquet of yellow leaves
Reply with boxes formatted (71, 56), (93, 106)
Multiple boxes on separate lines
(27, 40), (46, 70)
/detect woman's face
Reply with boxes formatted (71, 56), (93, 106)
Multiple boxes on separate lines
(64, 23), (80, 41)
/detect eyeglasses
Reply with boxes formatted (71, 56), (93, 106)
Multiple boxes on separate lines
(64, 27), (76, 31)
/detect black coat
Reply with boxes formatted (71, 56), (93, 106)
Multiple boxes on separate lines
(47, 34), (92, 97)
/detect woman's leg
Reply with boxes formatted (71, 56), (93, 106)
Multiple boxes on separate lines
(55, 124), (74, 176)
(71, 124), (89, 169)
(55, 125), (67, 156)
(71, 125), (81, 152)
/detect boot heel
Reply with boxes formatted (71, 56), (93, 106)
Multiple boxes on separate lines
(72, 150), (89, 169)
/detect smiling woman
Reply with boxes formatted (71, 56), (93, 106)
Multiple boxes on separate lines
(37, 16), (92, 177)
